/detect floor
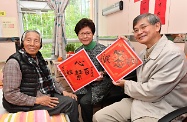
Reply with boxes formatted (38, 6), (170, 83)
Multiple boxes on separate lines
(78, 104), (101, 122)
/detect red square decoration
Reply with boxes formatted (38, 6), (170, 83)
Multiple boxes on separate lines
(57, 49), (100, 92)
(96, 38), (143, 82)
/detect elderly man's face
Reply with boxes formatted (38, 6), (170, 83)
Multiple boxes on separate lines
(23, 32), (41, 57)
(133, 18), (160, 48)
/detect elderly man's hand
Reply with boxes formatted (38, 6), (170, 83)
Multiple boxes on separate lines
(35, 95), (59, 108)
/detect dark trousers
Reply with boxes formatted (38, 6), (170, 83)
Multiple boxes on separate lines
(31, 93), (79, 122)
(77, 91), (93, 122)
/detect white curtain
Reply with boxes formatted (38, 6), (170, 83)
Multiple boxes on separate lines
(47, 0), (69, 59)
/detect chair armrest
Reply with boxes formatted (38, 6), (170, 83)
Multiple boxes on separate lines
(158, 106), (187, 122)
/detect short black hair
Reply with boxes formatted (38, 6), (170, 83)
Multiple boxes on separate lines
(74, 18), (95, 36)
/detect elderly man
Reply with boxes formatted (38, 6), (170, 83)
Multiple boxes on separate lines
(3, 30), (79, 122)
(93, 13), (187, 122)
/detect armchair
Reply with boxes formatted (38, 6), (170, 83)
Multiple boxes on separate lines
(159, 39), (187, 122)
(158, 106), (187, 122)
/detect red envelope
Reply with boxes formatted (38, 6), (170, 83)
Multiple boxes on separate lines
(57, 49), (100, 92)
(96, 38), (143, 82)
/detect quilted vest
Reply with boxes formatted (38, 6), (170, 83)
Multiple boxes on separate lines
(3, 51), (48, 112)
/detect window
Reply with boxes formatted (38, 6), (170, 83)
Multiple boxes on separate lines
(22, 11), (54, 39)
(65, 0), (91, 38)
(20, 0), (92, 58)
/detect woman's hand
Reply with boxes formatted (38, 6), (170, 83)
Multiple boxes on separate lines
(118, 35), (129, 41)
(35, 95), (59, 108)
(63, 91), (77, 101)
(112, 79), (126, 87)
(95, 71), (104, 82)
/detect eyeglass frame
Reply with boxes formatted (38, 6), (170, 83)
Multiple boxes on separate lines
(133, 24), (151, 34)
(78, 31), (93, 37)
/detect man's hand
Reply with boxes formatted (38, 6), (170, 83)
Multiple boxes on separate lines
(35, 95), (59, 108)
(112, 79), (126, 87)
(63, 91), (77, 101)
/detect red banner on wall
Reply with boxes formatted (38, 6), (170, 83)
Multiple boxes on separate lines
(134, 0), (141, 2)
(154, 0), (167, 24)
(135, 0), (167, 25)
(140, 0), (150, 14)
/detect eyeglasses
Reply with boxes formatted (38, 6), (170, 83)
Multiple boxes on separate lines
(133, 24), (150, 34)
(78, 32), (92, 37)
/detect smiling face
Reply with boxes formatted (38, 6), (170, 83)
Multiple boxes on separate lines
(133, 18), (161, 48)
(23, 31), (41, 57)
(78, 26), (93, 46)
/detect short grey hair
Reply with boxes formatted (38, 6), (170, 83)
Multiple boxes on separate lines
(21, 30), (41, 41)
(133, 13), (162, 32)
(20, 30), (42, 48)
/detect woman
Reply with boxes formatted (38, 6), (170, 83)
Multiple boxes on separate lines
(74, 18), (113, 122)
(2, 30), (79, 122)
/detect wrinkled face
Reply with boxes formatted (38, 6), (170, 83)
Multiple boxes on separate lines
(23, 31), (41, 57)
(133, 18), (160, 47)
(78, 26), (93, 46)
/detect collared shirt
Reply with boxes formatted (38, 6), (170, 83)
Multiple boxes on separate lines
(145, 42), (157, 59)
(3, 59), (64, 106)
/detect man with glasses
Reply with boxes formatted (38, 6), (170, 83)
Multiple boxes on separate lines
(93, 13), (187, 122)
